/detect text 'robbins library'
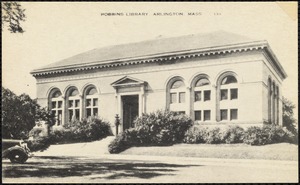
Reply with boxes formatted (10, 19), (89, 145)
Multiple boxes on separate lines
(31, 31), (287, 133)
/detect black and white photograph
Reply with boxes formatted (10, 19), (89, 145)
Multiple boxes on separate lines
(2, 2), (298, 183)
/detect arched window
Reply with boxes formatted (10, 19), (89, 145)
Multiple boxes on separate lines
(49, 89), (63, 126)
(67, 88), (80, 122)
(193, 77), (211, 122)
(166, 77), (186, 114)
(84, 86), (98, 118)
(170, 80), (185, 104)
(218, 74), (238, 121)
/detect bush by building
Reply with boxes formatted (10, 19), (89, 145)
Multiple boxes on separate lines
(243, 125), (297, 145)
(108, 110), (193, 153)
(27, 117), (113, 151)
(184, 124), (295, 146)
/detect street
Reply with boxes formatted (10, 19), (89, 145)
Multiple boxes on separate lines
(2, 154), (298, 183)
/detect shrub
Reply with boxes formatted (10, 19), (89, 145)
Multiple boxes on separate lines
(243, 126), (269, 145)
(183, 126), (208, 144)
(243, 125), (296, 145)
(205, 127), (223, 144)
(134, 110), (193, 145)
(108, 110), (193, 153)
(108, 128), (139, 154)
(27, 136), (51, 152)
(221, 126), (245, 144)
(27, 117), (112, 151)
(63, 117), (113, 142)
(28, 127), (46, 138)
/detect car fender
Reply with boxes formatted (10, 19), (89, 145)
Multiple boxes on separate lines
(2, 146), (28, 158)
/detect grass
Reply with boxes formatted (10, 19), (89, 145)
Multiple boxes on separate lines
(121, 143), (298, 161)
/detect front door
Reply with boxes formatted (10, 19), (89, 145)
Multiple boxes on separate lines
(122, 95), (139, 131)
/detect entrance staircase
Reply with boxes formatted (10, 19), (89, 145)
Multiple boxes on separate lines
(33, 136), (116, 157)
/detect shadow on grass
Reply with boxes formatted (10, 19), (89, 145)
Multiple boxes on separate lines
(2, 156), (201, 180)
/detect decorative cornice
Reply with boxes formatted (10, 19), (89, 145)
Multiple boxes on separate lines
(31, 41), (269, 77)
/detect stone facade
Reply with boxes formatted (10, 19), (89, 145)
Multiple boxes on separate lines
(31, 32), (287, 134)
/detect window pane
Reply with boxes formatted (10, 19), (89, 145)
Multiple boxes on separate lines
(195, 91), (201, 102)
(75, 100), (80, 107)
(69, 110), (73, 121)
(52, 91), (62, 98)
(230, 89), (238, 100)
(51, 101), (56, 109)
(221, 75), (237, 85)
(171, 80), (184, 89)
(220, 109), (228, 121)
(170, 93), (177, 104)
(204, 110), (211, 121)
(93, 98), (98, 106)
(178, 111), (185, 115)
(51, 110), (56, 117)
(86, 99), (91, 107)
(93, 108), (98, 116)
(195, 78), (210, 87)
(179, 92), (185, 103)
(70, 89), (79, 96)
(204, 90), (211, 101)
(69, 100), (73, 108)
(230, 109), (238, 120)
(57, 110), (62, 125)
(221, 89), (228, 100)
(195, 110), (201, 121)
(86, 108), (91, 118)
(57, 101), (62, 108)
(75, 109), (80, 120)
(87, 87), (97, 95)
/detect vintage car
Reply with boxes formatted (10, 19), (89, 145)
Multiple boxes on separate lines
(2, 139), (31, 163)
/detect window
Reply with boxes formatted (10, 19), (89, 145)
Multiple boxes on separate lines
(178, 111), (185, 115)
(218, 74), (238, 122)
(195, 110), (201, 121)
(195, 91), (201, 102)
(204, 110), (211, 121)
(85, 87), (98, 118)
(194, 77), (210, 102)
(221, 76), (237, 85)
(230, 89), (238, 100)
(204, 90), (211, 101)
(193, 76), (211, 122)
(196, 78), (210, 87)
(67, 89), (80, 121)
(230, 109), (238, 120)
(171, 80), (184, 89)
(169, 80), (185, 104)
(221, 89), (228, 100)
(220, 109), (228, 121)
(170, 93), (177, 104)
(50, 90), (63, 126)
(179, 92), (185, 103)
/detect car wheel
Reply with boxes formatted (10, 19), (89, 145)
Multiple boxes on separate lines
(9, 150), (28, 164)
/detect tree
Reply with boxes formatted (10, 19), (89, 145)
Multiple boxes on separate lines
(2, 87), (54, 139)
(282, 97), (297, 134)
(1, 2), (26, 33)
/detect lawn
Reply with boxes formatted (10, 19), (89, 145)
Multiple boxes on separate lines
(121, 143), (298, 161)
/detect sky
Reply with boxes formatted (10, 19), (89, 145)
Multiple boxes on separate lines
(2, 2), (298, 115)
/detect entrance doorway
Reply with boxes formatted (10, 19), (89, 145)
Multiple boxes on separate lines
(122, 95), (139, 131)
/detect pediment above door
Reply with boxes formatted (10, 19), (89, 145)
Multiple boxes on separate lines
(111, 76), (146, 88)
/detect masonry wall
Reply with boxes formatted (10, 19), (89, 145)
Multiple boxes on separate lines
(35, 51), (278, 131)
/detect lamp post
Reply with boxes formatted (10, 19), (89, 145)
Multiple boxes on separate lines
(114, 114), (120, 135)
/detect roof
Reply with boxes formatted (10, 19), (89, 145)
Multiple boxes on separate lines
(31, 30), (287, 79)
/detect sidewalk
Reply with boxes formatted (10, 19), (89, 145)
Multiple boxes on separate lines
(33, 136), (115, 157)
